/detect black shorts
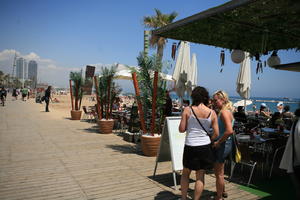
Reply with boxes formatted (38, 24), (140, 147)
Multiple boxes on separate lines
(183, 144), (215, 170)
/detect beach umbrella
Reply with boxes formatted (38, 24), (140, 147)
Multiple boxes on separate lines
(172, 41), (191, 98)
(236, 52), (251, 109)
(186, 53), (198, 96)
(107, 63), (174, 81)
(233, 99), (253, 107)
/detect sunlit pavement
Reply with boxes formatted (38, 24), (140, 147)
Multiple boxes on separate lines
(0, 97), (259, 200)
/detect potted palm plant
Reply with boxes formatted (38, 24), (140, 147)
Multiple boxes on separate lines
(133, 53), (167, 157)
(132, 9), (177, 156)
(97, 66), (122, 134)
(69, 71), (84, 120)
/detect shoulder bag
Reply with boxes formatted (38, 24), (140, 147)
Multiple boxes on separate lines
(190, 106), (212, 141)
(232, 132), (242, 163)
(190, 106), (215, 167)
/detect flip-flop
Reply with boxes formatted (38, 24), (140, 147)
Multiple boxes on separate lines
(222, 192), (228, 198)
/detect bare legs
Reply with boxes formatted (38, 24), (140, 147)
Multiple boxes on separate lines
(194, 170), (205, 200)
(181, 168), (191, 200)
(180, 168), (205, 200)
(214, 162), (225, 200)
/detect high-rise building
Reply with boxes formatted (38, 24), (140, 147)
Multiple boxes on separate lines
(16, 57), (27, 79)
(28, 60), (38, 87)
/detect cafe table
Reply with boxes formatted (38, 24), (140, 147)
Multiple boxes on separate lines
(261, 127), (290, 135)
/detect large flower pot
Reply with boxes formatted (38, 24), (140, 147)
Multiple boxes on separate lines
(71, 110), (82, 120)
(141, 135), (161, 157)
(98, 119), (114, 134)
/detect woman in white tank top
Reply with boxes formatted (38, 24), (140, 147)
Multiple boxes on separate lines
(179, 86), (219, 200)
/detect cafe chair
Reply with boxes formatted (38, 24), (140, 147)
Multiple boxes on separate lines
(82, 106), (95, 122)
(269, 145), (286, 178)
(230, 143), (257, 186)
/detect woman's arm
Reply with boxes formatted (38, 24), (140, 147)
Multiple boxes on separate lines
(179, 107), (190, 133)
(214, 110), (233, 147)
(210, 110), (219, 141)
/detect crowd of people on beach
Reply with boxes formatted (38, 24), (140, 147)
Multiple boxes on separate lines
(0, 85), (54, 113)
(0, 86), (32, 106)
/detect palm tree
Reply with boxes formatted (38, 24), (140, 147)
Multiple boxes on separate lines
(143, 9), (178, 64)
(69, 71), (84, 111)
(98, 66), (121, 120)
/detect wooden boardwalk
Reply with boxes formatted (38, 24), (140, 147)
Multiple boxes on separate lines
(0, 98), (259, 200)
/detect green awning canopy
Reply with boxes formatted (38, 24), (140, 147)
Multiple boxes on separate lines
(272, 62), (300, 72)
(153, 0), (300, 55)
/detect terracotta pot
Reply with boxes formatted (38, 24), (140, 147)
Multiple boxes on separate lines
(71, 110), (82, 120)
(141, 135), (161, 157)
(98, 119), (114, 134)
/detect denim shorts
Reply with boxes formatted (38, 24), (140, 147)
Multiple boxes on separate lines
(214, 137), (232, 163)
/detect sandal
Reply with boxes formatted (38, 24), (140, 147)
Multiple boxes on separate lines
(222, 192), (228, 198)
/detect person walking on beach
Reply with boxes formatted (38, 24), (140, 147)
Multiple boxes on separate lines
(21, 87), (28, 101)
(12, 88), (18, 100)
(212, 90), (235, 200)
(0, 86), (7, 106)
(179, 86), (219, 200)
(44, 86), (52, 112)
(27, 87), (31, 100)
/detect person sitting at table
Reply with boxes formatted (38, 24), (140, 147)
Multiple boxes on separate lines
(164, 90), (173, 116)
(270, 112), (284, 129)
(182, 99), (190, 110)
(282, 105), (294, 130)
(259, 103), (271, 119)
(277, 101), (284, 114)
(234, 106), (247, 123)
(283, 105), (294, 119)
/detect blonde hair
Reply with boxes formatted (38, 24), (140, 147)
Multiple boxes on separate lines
(213, 90), (234, 112)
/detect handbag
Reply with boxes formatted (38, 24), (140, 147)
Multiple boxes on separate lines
(232, 133), (242, 163)
(292, 119), (300, 181)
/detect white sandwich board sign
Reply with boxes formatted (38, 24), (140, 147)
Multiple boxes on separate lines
(153, 116), (186, 190)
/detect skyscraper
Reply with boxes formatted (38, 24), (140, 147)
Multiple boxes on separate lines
(28, 60), (38, 87)
(16, 57), (27, 79)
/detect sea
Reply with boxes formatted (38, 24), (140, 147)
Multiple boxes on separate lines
(170, 93), (300, 113)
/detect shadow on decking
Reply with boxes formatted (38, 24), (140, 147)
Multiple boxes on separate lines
(154, 191), (180, 200)
(150, 173), (215, 200)
(80, 125), (100, 134)
(105, 144), (143, 155)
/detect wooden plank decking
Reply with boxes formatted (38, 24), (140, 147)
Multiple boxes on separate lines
(0, 98), (259, 200)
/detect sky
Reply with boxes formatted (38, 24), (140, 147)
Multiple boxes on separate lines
(0, 0), (299, 98)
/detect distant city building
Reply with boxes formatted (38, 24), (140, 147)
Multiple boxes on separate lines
(28, 60), (38, 87)
(16, 57), (27, 79)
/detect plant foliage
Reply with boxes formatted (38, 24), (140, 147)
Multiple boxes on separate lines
(136, 53), (167, 134)
(98, 65), (122, 119)
(143, 8), (178, 64)
(70, 71), (84, 110)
